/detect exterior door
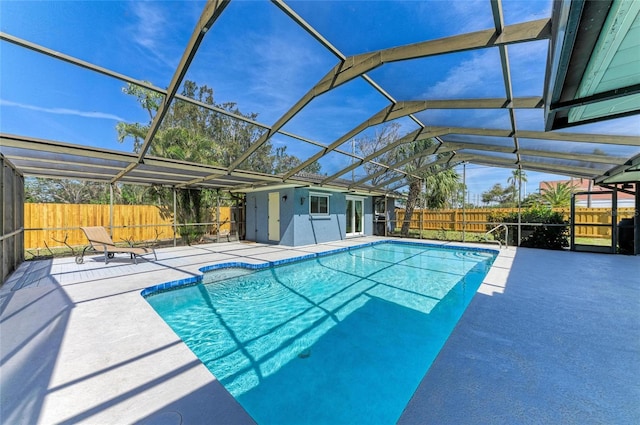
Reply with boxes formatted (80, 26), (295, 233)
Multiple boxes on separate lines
(268, 192), (280, 242)
(346, 197), (364, 236)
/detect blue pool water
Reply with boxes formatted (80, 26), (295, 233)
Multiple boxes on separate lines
(144, 241), (497, 424)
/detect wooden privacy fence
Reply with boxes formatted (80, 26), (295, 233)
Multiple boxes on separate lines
(24, 203), (233, 249)
(395, 207), (636, 239)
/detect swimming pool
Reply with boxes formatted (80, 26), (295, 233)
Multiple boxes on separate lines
(144, 241), (497, 423)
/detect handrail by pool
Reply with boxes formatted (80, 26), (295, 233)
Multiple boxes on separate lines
(485, 223), (508, 249)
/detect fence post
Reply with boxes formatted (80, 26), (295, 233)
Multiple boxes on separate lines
(453, 210), (457, 232)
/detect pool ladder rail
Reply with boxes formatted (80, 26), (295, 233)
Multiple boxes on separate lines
(484, 224), (508, 249)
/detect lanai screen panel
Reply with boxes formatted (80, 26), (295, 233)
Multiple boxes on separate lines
(1, 0), (639, 191)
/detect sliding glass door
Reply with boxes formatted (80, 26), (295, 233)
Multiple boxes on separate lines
(346, 197), (364, 236)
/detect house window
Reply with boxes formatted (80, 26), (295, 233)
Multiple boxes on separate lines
(310, 194), (330, 215)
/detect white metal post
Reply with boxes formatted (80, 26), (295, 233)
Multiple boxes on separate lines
(462, 162), (466, 242)
(517, 170), (522, 246)
(173, 188), (177, 247)
(216, 190), (221, 243)
(109, 184), (114, 237)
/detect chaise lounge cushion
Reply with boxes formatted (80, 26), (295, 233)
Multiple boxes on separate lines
(79, 226), (156, 264)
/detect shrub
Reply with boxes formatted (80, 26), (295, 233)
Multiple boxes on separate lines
(487, 205), (569, 249)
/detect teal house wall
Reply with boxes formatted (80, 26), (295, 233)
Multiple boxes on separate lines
(244, 188), (374, 246)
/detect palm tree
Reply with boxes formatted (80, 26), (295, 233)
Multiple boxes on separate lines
(397, 138), (437, 236)
(423, 169), (461, 209)
(507, 168), (528, 202)
(397, 138), (460, 235)
(355, 125), (460, 235)
(540, 181), (576, 207)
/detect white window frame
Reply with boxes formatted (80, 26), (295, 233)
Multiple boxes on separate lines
(309, 192), (330, 216)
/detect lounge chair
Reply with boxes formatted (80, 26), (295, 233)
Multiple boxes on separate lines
(76, 226), (157, 264)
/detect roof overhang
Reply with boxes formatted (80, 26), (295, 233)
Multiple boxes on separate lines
(0, 133), (393, 196)
(596, 153), (640, 184)
(545, 0), (640, 130)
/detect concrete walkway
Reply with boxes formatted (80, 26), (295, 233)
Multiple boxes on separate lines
(1, 238), (638, 424)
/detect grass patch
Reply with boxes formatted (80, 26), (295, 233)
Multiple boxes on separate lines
(573, 237), (612, 247)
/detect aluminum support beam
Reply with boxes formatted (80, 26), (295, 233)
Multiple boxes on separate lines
(229, 17), (551, 173)
(318, 18), (551, 95)
(491, 0), (521, 163)
(1, 32), (372, 169)
(371, 155), (457, 190)
(285, 96), (544, 181)
(440, 128), (640, 145)
(355, 152), (453, 189)
(112, 0), (230, 183)
(321, 128), (448, 184)
(455, 153), (601, 178)
(283, 101), (433, 180)
(442, 140), (629, 165)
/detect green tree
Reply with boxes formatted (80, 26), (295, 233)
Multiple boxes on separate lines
(117, 82), (235, 241)
(397, 139), (459, 236)
(487, 205), (569, 249)
(540, 181), (577, 207)
(521, 191), (543, 208)
(117, 81), (317, 242)
(422, 169), (463, 209)
(481, 183), (514, 206)
(25, 177), (159, 205)
(25, 177), (110, 204)
(114, 184), (157, 205)
(272, 146), (321, 175)
(118, 81), (319, 174)
(356, 123), (403, 186)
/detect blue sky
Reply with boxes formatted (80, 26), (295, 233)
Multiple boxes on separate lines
(1, 0), (639, 202)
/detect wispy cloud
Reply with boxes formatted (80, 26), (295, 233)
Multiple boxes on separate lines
(423, 50), (503, 99)
(1, 99), (127, 121)
(502, 0), (553, 25)
(129, 2), (166, 50)
(243, 30), (334, 119)
(125, 2), (185, 69)
(408, 0), (492, 36)
(421, 34), (549, 101)
(195, 19), (338, 125)
(447, 0), (494, 32)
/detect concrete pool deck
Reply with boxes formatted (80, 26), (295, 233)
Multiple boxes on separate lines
(1, 237), (638, 424)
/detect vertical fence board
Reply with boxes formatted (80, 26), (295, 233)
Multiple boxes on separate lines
(23, 204), (635, 250)
(24, 204), (233, 249)
(395, 207), (634, 239)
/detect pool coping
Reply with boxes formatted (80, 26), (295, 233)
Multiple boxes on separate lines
(141, 239), (499, 297)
